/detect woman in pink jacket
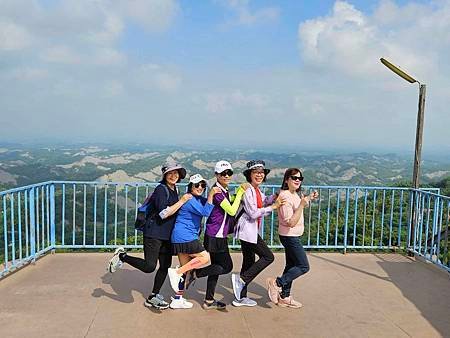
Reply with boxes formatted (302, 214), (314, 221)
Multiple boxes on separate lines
(266, 168), (318, 308)
(232, 160), (284, 307)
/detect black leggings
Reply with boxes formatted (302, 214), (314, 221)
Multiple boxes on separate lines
(200, 251), (233, 301)
(240, 235), (274, 298)
(121, 237), (172, 295)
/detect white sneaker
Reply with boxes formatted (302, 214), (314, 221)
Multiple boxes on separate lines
(232, 297), (257, 307)
(170, 296), (193, 309)
(168, 267), (183, 293)
(107, 247), (125, 273)
(231, 273), (245, 300)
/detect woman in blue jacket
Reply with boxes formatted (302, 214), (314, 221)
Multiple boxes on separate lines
(167, 174), (228, 310)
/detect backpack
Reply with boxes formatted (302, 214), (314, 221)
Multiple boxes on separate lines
(228, 199), (245, 235)
(134, 185), (170, 231)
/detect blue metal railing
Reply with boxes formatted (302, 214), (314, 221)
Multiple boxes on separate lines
(1, 181), (448, 278)
(409, 189), (450, 271)
(1, 182), (55, 277)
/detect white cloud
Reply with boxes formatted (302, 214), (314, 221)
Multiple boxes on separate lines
(206, 90), (269, 113)
(103, 80), (124, 98)
(118, 0), (180, 32)
(87, 14), (124, 45)
(153, 72), (182, 91)
(0, 19), (31, 50)
(40, 45), (82, 64)
(298, 0), (450, 80)
(134, 63), (182, 92)
(219, 0), (279, 27)
(7, 67), (49, 81)
(92, 48), (126, 66)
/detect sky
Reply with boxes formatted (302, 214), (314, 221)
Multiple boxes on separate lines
(0, 0), (449, 154)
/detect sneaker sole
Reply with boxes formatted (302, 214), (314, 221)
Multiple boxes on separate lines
(277, 303), (302, 309)
(170, 304), (193, 309)
(144, 301), (169, 310)
(202, 305), (226, 310)
(232, 300), (257, 307)
(107, 259), (117, 273)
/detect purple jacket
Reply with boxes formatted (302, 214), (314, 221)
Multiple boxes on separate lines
(205, 184), (233, 238)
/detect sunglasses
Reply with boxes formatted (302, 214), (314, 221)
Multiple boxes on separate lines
(193, 182), (207, 189)
(290, 175), (304, 182)
(252, 170), (265, 175)
(219, 169), (234, 177)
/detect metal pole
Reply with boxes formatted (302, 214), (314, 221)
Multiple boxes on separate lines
(410, 84), (426, 252)
(412, 84), (426, 189)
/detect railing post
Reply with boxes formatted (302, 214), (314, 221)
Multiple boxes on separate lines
(50, 184), (56, 252)
(29, 188), (36, 261)
(343, 188), (350, 254)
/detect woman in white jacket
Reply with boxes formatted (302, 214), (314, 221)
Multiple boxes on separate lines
(231, 160), (285, 306)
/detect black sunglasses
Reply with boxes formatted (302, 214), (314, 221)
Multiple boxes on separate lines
(193, 182), (207, 189)
(219, 169), (233, 177)
(290, 175), (304, 182)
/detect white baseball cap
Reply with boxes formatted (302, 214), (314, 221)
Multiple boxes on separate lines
(214, 160), (233, 174)
(189, 174), (206, 184)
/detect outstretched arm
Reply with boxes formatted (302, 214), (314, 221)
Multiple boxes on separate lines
(219, 184), (249, 216)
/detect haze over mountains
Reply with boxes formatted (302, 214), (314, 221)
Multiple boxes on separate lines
(1, 144), (449, 190)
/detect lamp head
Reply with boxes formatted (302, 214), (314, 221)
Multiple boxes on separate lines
(380, 58), (418, 84)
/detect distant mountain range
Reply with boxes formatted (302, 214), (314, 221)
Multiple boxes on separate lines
(1, 144), (449, 190)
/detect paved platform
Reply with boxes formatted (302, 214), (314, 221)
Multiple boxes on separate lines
(0, 252), (449, 338)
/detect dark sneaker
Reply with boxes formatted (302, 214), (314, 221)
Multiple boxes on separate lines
(202, 300), (226, 310)
(144, 294), (170, 310)
(184, 270), (197, 290)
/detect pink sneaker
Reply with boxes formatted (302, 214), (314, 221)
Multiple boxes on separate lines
(266, 278), (281, 304)
(277, 296), (302, 309)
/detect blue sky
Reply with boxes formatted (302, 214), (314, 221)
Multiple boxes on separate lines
(0, 0), (449, 154)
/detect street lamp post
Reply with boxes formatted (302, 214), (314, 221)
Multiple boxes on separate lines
(380, 58), (426, 251)
(380, 58), (426, 189)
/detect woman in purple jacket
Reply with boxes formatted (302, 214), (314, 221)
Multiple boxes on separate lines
(232, 160), (285, 306)
(203, 160), (250, 309)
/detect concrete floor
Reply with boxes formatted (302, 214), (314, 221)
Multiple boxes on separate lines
(0, 252), (449, 338)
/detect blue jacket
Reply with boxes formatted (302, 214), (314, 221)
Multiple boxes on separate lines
(171, 196), (214, 243)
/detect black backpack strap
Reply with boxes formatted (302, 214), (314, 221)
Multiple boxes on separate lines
(163, 184), (170, 202)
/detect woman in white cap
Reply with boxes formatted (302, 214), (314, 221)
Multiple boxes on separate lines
(107, 159), (191, 310)
(231, 160), (285, 307)
(167, 174), (226, 309)
(202, 160), (250, 308)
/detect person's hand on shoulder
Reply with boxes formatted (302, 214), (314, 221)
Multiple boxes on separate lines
(272, 195), (287, 210)
(181, 193), (193, 203)
(208, 186), (221, 197)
